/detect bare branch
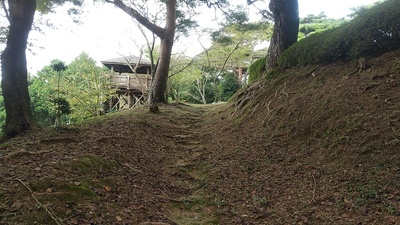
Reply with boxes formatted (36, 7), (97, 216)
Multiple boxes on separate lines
(216, 42), (240, 77)
(105, 0), (165, 38)
(1, 0), (10, 22)
(119, 53), (147, 97)
(168, 52), (202, 78)
(198, 37), (212, 68)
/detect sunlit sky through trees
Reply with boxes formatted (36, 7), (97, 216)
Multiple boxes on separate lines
(24, 0), (378, 75)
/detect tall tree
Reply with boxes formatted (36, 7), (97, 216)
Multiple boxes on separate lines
(105, 0), (177, 112)
(267, 0), (299, 68)
(1, 0), (36, 138)
(0, 0), (82, 139)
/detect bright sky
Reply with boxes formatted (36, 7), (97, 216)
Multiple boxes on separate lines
(25, 0), (379, 75)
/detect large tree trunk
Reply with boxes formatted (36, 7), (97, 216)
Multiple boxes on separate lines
(1, 0), (36, 139)
(267, 0), (299, 68)
(149, 37), (174, 104)
(148, 0), (176, 112)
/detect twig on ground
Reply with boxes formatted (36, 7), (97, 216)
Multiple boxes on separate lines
(16, 178), (63, 225)
(158, 188), (171, 199)
(62, 213), (80, 222)
(122, 163), (144, 174)
(308, 173), (317, 204)
(281, 82), (289, 98)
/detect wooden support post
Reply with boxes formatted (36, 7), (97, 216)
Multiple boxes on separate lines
(128, 91), (133, 108)
(238, 67), (243, 84)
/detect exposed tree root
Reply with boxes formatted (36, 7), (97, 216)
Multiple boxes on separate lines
(233, 79), (290, 121)
(4, 150), (51, 159)
(232, 81), (263, 115)
(40, 137), (77, 144)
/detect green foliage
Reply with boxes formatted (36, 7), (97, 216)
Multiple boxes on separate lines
(218, 72), (240, 101)
(207, 22), (271, 86)
(29, 52), (110, 126)
(278, 0), (400, 67)
(298, 12), (347, 38)
(53, 97), (71, 115)
(169, 21), (271, 103)
(36, 0), (83, 13)
(176, 9), (198, 37)
(248, 56), (266, 83)
(62, 53), (110, 121)
(51, 59), (67, 72)
(168, 57), (203, 102)
(187, 76), (218, 104)
(29, 68), (60, 126)
(211, 22), (271, 47)
(225, 5), (249, 25)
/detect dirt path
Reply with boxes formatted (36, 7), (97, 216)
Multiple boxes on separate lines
(0, 104), (223, 225)
(162, 106), (218, 224)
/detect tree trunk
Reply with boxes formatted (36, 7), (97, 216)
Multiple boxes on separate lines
(1, 0), (36, 139)
(267, 0), (299, 68)
(148, 0), (176, 112)
(149, 37), (174, 104)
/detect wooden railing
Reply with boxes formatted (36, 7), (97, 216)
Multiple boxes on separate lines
(111, 74), (152, 92)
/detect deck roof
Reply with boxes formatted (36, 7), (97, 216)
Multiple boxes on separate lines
(101, 55), (152, 74)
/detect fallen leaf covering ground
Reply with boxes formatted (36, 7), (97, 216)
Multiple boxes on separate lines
(0, 49), (399, 224)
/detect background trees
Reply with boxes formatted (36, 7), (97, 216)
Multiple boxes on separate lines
(28, 53), (109, 126)
(298, 12), (346, 38)
(63, 53), (110, 121)
(29, 61), (64, 126)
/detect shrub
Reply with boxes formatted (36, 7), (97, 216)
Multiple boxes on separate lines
(248, 56), (266, 83)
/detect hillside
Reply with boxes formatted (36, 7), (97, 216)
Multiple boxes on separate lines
(0, 49), (399, 224)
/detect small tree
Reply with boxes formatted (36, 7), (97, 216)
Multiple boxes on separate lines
(51, 60), (68, 126)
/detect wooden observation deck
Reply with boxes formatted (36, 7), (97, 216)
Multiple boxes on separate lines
(101, 56), (152, 110)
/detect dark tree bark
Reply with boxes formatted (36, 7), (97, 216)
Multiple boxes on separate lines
(148, 0), (176, 107)
(106, 0), (176, 112)
(267, 0), (299, 68)
(1, 0), (36, 139)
